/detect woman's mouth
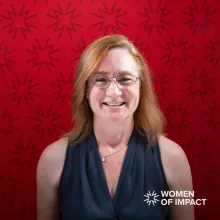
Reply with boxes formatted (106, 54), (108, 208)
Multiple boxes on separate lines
(103, 102), (126, 107)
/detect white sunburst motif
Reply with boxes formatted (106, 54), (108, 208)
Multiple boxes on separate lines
(144, 190), (160, 206)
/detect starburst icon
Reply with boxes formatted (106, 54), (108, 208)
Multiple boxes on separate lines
(26, 39), (60, 72)
(138, 0), (172, 36)
(47, 2), (82, 39)
(165, 101), (192, 132)
(144, 190), (160, 206)
(0, 4), (36, 40)
(92, 2), (128, 34)
(181, 68), (215, 101)
(160, 35), (193, 70)
(182, 0), (216, 36)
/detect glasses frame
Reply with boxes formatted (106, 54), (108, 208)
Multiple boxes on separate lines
(87, 74), (141, 87)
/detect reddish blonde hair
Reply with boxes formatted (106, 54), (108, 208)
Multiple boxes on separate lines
(61, 34), (166, 148)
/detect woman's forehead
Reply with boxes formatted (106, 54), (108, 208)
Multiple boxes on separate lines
(100, 48), (137, 65)
(93, 70), (136, 75)
(97, 48), (139, 75)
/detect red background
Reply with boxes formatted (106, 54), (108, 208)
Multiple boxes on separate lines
(0, 0), (220, 219)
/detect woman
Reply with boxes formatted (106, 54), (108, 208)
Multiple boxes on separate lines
(37, 35), (194, 220)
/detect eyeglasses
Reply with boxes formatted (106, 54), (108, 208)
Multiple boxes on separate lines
(88, 74), (141, 87)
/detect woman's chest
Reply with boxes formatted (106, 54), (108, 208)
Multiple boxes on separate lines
(101, 150), (127, 199)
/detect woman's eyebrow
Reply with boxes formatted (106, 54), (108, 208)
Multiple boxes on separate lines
(94, 71), (108, 75)
(94, 70), (134, 75)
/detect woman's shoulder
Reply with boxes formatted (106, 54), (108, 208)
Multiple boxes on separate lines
(40, 137), (69, 164)
(157, 135), (185, 157)
(157, 135), (193, 189)
(37, 137), (69, 188)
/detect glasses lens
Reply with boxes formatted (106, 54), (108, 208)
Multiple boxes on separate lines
(89, 74), (137, 87)
(117, 74), (136, 85)
(91, 75), (109, 86)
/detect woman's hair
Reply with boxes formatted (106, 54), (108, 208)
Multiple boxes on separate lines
(61, 34), (166, 148)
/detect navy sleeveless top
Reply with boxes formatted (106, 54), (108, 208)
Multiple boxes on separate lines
(58, 128), (170, 219)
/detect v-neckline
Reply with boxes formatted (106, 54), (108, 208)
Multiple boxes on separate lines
(90, 128), (136, 206)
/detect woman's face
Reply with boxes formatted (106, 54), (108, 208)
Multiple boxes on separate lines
(87, 48), (141, 123)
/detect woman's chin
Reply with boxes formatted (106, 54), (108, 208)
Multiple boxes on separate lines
(105, 114), (126, 122)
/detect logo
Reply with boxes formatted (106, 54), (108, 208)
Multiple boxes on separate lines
(144, 190), (207, 206)
(144, 190), (160, 206)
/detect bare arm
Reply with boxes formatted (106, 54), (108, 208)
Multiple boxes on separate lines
(159, 136), (195, 220)
(37, 138), (68, 220)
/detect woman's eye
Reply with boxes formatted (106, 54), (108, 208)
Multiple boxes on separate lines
(119, 77), (131, 82)
(96, 77), (107, 82)
(94, 77), (108, 84)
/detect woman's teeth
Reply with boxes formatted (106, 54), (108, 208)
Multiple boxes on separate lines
(103, 102), (125, 106)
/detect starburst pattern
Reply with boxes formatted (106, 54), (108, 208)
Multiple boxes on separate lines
(138, 0), (172, 36)
(186, 133), (214, 190)
(181, 68), (215, 101)
(47, 2), (82, 39)
(80, 0), (94, 3)
(154, 69), (171, 98)
(8, 139), (39, 169)
(204, 35), (220, 68)
(92, 2), (128, 34)
(50, 72), (74, 105)
(182, 0), (216, 35)
(18, 203), (36, 220)
(0, 40), (16, 73)
(134, 36), (149, 53)
(71, 37), (87, 62)
(4, 72), (40, 107)
(160, 35), (193, 69)
(0, 107), (19, 139)
(206, 167), (220, 189)
(165, 102), (192, 132)
(196, 208), (208, 220)
(34, 0), (48, 4)
(0, 174), (23, 203)
(203, 101), (220, 133)
(29, 105), (63, 137)
(124, 0), (141, 2)
(144, 190), (160, 206)
(26, 39), (60, 72)
(71, 36), (96, 62)
(185, 133), (212, 158)
(0, 4), (36, 39)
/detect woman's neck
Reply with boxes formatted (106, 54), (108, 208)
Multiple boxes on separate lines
(93, 118), (134, 149)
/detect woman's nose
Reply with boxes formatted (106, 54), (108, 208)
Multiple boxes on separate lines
(105, 78), (122, 97)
